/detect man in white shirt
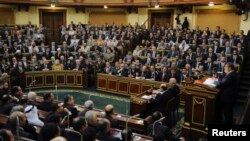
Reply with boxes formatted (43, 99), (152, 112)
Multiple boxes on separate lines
(24, 92), (44, 127)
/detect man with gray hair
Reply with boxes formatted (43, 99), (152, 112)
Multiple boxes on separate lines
(79, 100), (94, 117)
(84, 110), (99, 141)
(5, 111), (33, 139)
(24, 91), (44, 127)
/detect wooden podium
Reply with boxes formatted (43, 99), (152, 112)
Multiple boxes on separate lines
(182, 81), (219, 140)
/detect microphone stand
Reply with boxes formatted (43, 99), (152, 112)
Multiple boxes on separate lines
(125, 114), (140, 141)
(55, 85), (58, 101)
(29, 80), (36, 92)
(88, 94), (92, 100)
(16, 116), (20, 141)
(152, 117), (165, 136)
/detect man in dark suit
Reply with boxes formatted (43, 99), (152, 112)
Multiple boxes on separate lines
(205, 48), (217, 61)
(228, 50), (242, 64)
(103, 104), (119, 128)
(147, 111), (175, 141)
(90, 41), (102, 52)
(158, 66), (169, 82)
(215, 62), (238, 124)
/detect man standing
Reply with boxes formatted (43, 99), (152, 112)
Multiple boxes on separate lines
(216, 63), (238, 124)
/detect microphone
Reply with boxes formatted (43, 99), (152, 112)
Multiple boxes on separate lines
(88, 94), (92, 100)
(152, 117), (165, 136)
(125, 114), (140, 141)
(125, 114), (140, 129)
(136, 87), (153, 97)
(16, 116), (20, 141)
(55, 85), (58, 101)
(29, 80), (36, 92)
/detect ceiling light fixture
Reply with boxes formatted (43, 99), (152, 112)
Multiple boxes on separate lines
(104, 5), (108, 9)
(49, 0), (57, 8)
(208, 2), (215, 6)
(50, 3), (55, 8)
(155, 0), (159, 8)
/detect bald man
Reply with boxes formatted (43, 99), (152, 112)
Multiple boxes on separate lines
(143, 78), (180, 117)
(168, 78), (180, 97)
(103, 104), (119, 128)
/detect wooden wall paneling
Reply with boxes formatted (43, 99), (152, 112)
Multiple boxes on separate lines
(76, 74), (83, 86)
(66, 75), (75, 85)
(196, 9), (240, 34)
(118, 80), (129, 94)
(108, 79), (118, 92)
(56, 74), (65, 85)
(129, 83), (140, 95)
(97, 78), (107, 90)
(34, 75), (44, 86)
(45, 74), (55, 86)
(0, 8), (14, 24)
(89, 11), (127, 25)
(25, 76), (33, 88)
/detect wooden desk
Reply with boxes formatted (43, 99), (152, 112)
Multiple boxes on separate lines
(36, 96), (146, 133)
(112, 129), (152, 141)
(96, 73), (163, 96)
(182, 82), (219, 140)
(25, 70), (87, 89)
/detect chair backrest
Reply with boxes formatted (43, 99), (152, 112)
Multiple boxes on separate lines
(64, 128), (83, 141)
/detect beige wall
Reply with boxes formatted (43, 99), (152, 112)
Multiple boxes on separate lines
(240, 11), (250, 34)
(0, 4), (248, 34)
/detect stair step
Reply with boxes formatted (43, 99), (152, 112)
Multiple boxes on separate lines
(236, 98), (246, 104)
(237, 93), (248, 99)
(239, 82), (250, 87)
(241, 76), (250, 81)
(242, 71), (250, 75)
(239, 86), (250, 91)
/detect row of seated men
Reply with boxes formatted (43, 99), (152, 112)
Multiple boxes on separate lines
(0, 81), (181, 141)
(0, 23), (247, 79)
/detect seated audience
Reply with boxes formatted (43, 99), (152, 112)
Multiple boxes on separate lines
(147, 111), (175, 141)
(38, 92), (55, 112)
(121, 128), (133, 141)
(96, 118), (120, 141)
(79, 100), (94, 117)
(5, 111), (34, 139)
(0, 129), (15, 141)
(84, 110), (99, 141)
(39, 123), (60, 141)
(72, 117), (88, 141)
(103, 104), (119, 128)
(24, 92), (44, 127)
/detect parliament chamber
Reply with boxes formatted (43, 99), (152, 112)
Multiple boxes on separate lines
(0, 0), (250, 141)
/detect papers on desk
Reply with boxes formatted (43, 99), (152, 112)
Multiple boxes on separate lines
(203, 78), (218, 88)
(141, 95), (152, 100)
(113, 131), (122, 140)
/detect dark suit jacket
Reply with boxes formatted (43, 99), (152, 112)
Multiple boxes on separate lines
(96, 132), (120, 141)
(228, 55), (242, 64)
(158, 71), (169, 82)
(90, 45), (102, 52)
(147, 122), (174, 141)
(204, 62), (214, 71)
(205, 53), (217, 61)
(150, 90), (173, 113)
(103, 114), (119, 128)
(82, 125), (98, 141)
(216, 71), (238, 103)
